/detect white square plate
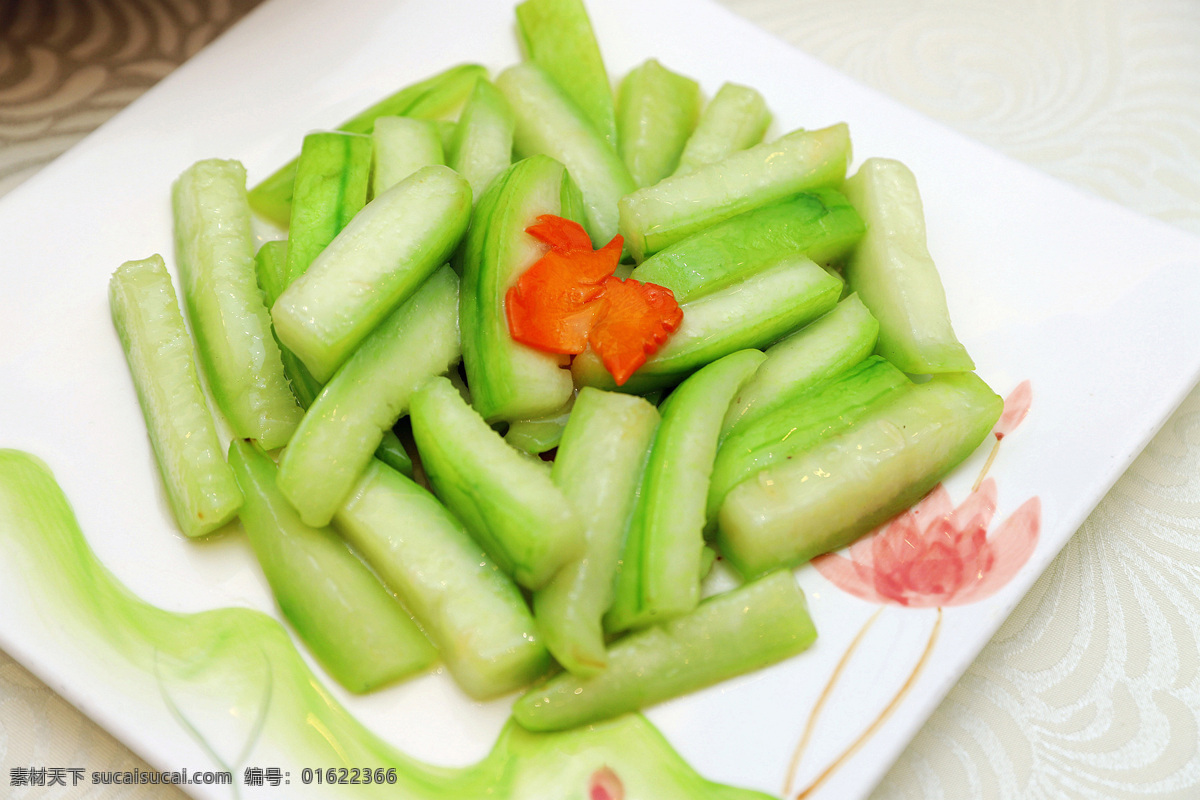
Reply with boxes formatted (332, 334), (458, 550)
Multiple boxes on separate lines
(3, 0), (1200, 798)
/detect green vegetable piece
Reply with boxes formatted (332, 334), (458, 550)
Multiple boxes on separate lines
(272, 165), (471, 383)
(497, 62), (636, 247)
(172, 159), (302, 450)
(708, 355), (909, 527)
(573, 256), (841, 393)
(227, 440), (436, 693)
(718, 372), (1003, 578)
(673, 82), (772, 176)
(515, 569), (816, 731)
(535, 389), (660, 675)
(446, 363), (473, 405)
(460, 155), (581, 422)
(255, 244), (415, 480)
(698, 544), (717, 579)
(278, 266), (461, 527)
(843, 157), (975, 374)
(723, 293), (880, 437)
(284, 132), (373, 285)
(619, 124), (852, 261)
(606, 349), (765, 633)
(253, 240), (324, 409)
(253, 239), (289, 306)
(335, 460), (550, 699)
(504, 394), (575, 455)
(515, 0), (617, 147)
(616, 59), (702, 187)
(109, 255), (242, 538)
(448, 78), (515, 201)
(372, 117), (445, 197)
(374, 430), (414, 478)
(436, 120), (458, 154)
(630, 189), (865, 303)
(639, 389), (664, 406)
(248, 64), (486, 227)
(410, 376), (582, 590)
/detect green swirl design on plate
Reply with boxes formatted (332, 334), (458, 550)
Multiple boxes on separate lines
(0, 448), (774, 800)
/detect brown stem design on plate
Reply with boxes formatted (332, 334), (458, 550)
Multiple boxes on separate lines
(972, 436), (1002, 493)
(782, 607), (884, 794)
(790, 607), (943, 800)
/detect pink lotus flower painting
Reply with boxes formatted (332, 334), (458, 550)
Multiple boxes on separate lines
(812, 477), (1040, 607)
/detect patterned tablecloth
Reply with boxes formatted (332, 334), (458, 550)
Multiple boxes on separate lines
(2, 0), (1199, 797)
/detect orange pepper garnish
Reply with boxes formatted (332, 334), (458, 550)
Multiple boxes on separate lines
(588, 276), (683, 386)
(505, 215), (682, 385)
(506, 215), (621, 354)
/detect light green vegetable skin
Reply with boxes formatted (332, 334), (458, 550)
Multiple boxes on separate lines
(718, 372), (1003, 578)
(228, 439), (436, 693)
(722, 293), (880, 437)
(285, 131), (373, 285)
(410, 376), (581, 591)
(448, 78), (516, 201)
(619, 123), (853, 261)
(497, 62), (635, 248)
(843, 157), (975, 374)
(536, 388), (660, 675)
(248, 63), (486, 227)
(172, 159), (303, 449)
(708, 355), (910, 528)
(277, 265), (461, 527)
(606, 349), (766, 633)
(109, 255), (242, 537)
(616, 59), (702, 187)
(630, 189), (866, 303)
(517, 570), (817, 731)
(335, 460), (549, 699)
(673, 82), (772, 176)
(515, 0), (617, 147)
(371, 116), (445, 197)
(271, 164), (471, 383)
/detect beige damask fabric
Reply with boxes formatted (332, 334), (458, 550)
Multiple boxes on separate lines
(2, 0), (1199, 797)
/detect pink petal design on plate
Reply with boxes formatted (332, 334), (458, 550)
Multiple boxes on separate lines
(946, 477), (997, 535)
(909, 482), (955, 524)
(846, 484), (952, 573)
(811, 552), (892, 604)
(814, 481), (1040, 608)
(948, 496), (1041, 606)
(589, 766), (624, 800)
(993, 379), (1032, 440)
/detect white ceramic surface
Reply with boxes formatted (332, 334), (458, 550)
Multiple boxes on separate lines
(3, 0), (1200, 798)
